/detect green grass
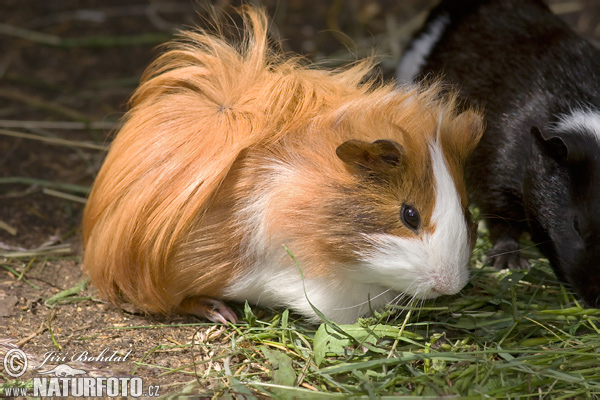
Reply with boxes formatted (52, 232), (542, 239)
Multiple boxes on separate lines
(173, 231), (600, 399)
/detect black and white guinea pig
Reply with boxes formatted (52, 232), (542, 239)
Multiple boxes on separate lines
(82, 7), (484, 325)
(397, 0), (600, 306)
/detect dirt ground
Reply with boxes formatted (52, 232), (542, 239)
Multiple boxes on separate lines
(1, 0), (599, 397)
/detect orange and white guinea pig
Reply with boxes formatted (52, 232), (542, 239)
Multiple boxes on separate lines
(82, 7), (484, 324)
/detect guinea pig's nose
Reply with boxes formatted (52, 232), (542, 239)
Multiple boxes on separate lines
(574, 270), (600, 308)
(582, 291), (600, 309)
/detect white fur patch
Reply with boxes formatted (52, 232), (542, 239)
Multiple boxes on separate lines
(355, 142), (471, 299)
(226, 262), (398, 324)
(396, 14), (450, 84)
(554, 109), (600, 140)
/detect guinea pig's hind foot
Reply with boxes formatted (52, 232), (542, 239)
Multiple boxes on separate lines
(486, 238), (530, 270)
(179, 297), (238, 324)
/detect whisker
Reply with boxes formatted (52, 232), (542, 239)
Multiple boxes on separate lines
(476, 213), (529, 223)
(386, 293), (410, 323)
(487, 240), (550, 258)
(332, 288), (394, 312)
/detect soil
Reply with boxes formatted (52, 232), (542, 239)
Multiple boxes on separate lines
(1, 0), (598, 397)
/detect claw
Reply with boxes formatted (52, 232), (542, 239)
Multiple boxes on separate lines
(179, 297), (238, 324)
(486, 238), (530, 270)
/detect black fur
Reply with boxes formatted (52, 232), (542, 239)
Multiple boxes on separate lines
(398, 0), (600, 306)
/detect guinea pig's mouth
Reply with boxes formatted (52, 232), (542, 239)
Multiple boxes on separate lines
(409, 274), (466, 300)
(570, 275), (600, 309)
(411, 288), (443, 300)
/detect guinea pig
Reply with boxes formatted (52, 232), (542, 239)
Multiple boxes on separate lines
(397, 0), (600, 306)
(82, 7), (484, 325)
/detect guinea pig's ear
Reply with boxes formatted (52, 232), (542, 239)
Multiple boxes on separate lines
(446, 110), (485, 162)
(336, 139), (405, 173)
(531, 126), (568, 161)
(437, 110), (485, 166)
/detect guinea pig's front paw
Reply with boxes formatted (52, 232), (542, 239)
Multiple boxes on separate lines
(486, 238), (530, 270)
(179, 296), (238, 324)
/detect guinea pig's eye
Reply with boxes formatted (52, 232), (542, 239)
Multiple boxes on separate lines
(401, 203), (420, 232)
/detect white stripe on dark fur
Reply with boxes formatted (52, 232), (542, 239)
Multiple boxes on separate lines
(554, 109), (600, 140)
(396, 14), (450, 84)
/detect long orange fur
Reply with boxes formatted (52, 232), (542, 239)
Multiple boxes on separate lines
(83, 7), (483, 318)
